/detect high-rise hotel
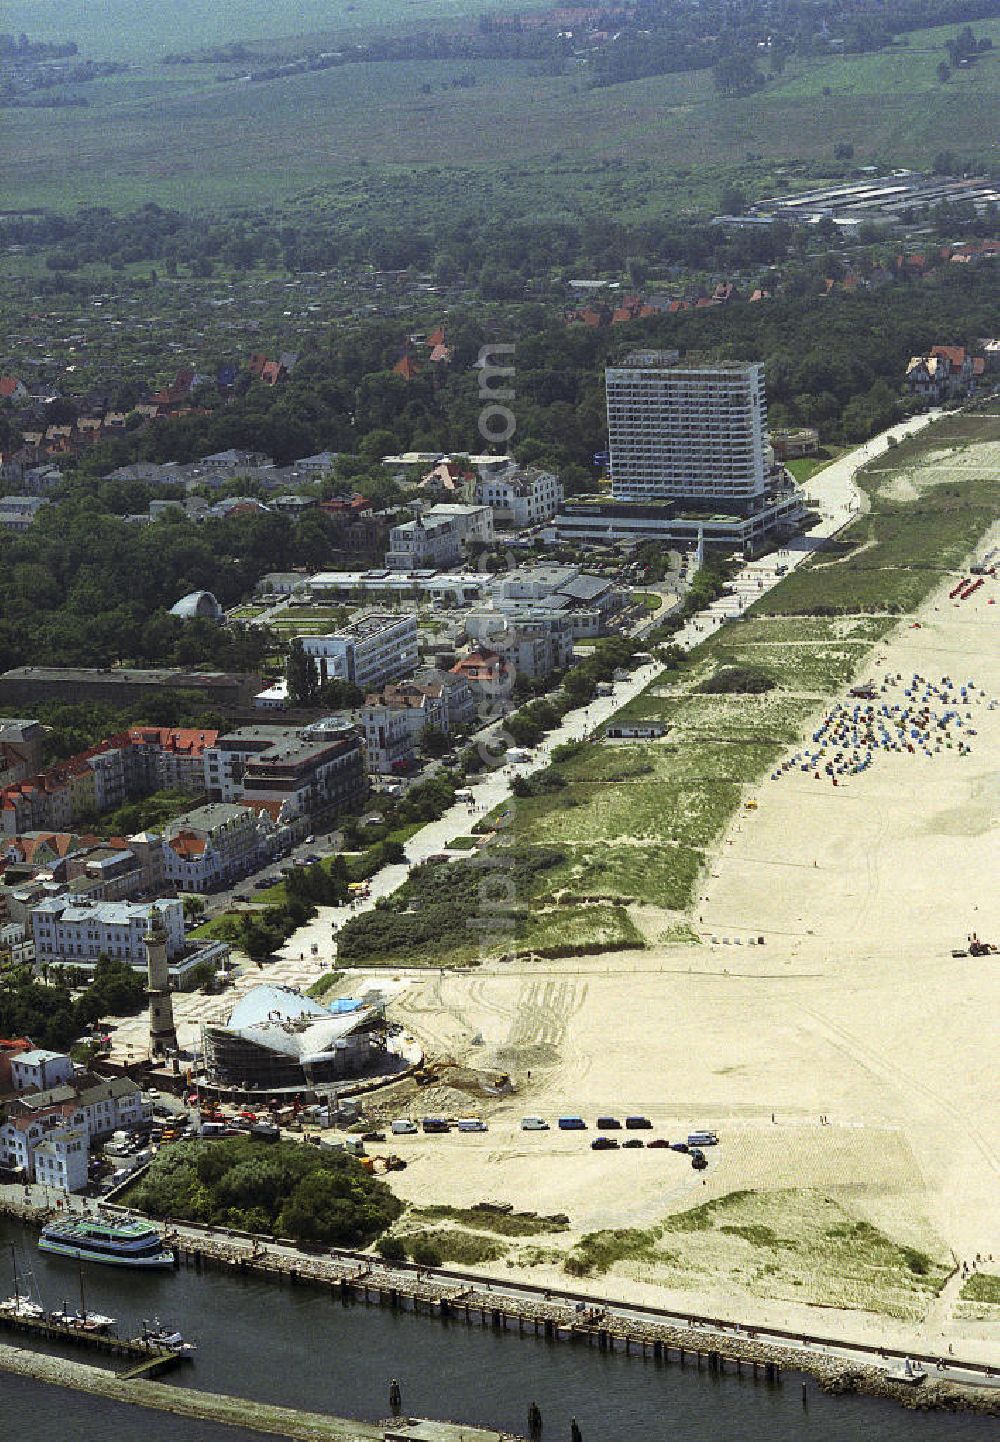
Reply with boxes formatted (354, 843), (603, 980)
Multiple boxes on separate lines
(605, 352), (770, 505)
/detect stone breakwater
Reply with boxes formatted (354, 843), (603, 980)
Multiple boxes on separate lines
(0, 1341), (385, 1441)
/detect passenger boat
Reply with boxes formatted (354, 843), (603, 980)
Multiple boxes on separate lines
(38, 1215), (174, 1268)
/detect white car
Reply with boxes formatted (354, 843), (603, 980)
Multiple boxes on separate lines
(457, 1118), (488, 1133)
(390, 1119), (418, 1135)
(520, 1116), (549, 1131)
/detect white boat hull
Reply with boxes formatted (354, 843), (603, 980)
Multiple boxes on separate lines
(38, 1238), (174, 1269)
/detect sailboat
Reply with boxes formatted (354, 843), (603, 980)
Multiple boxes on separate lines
(0, 1244), (45, 1320)
(48, 1257), (117, 1334)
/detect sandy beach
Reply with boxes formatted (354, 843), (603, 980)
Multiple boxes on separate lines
(372, 532), (1000, 1361)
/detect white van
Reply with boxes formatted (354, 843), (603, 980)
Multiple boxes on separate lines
(391, 1119), (419, 1135)
(457, 1117), (488, 1133)
(520, 1116), (549, 1131)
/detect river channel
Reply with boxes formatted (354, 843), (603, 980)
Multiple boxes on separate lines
(1, 1218), (995, 1441)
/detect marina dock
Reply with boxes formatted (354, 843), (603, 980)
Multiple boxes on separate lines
(0, 1306), (183, 1375)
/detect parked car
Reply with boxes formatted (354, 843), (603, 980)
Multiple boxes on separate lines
(595, 1116), (621, 1129)
(558, 1116), (587, 1131)
(687, 1131), (719, 1147)
(421, 1116), (450, 1134)
(457, 1118), (488, 1133)
(623, 1138), (645, 1149)
(670, 1142), (690, 1154)
(591, 1136), (619, 1150)
(625, 1115), (652, 1130)
(521, 1116), (549, 1131)
(692, 1154), (708, 1171)
(362, 1131), (386, 1143)
(391, 1119), (418, 1135)
(647, 1138), (671, 1149)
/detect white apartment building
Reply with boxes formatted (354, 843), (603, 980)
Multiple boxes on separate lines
(475, 463), (564, 528)
(0, 1074), (148, 1190)
(425, 503), (494, 545)
(10, 1048), (74, 1093)
(360, 680), (452, 773)
(31, 895), (185, 970)
(385, 505), (493, 571)
(300, 612), (418, 690)
(606, 353), (770, 504)
(162, 802), (273, 893)
(32, 1125), (88, 1192)
(386, 514), (462, 570)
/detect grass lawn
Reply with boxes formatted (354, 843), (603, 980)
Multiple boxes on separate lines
(510, 779), (739, 850)
(783, 446), (845, 485)
(959, 1272), (1000, 1308)
(190, 912), (245, 943)
(412, 1205), (569, 1236)
(756, 417), (1000, 617)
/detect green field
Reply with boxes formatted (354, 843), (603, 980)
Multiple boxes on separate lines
(2, 0), (545, 62)
(3, 19), (998, 212)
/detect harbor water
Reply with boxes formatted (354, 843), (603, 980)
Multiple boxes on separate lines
(2, 1218), (995, 1441)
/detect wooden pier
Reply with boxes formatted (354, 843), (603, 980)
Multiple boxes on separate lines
(0, 1307), (182, 1376)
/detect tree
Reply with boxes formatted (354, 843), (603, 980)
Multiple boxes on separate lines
(420, 726), (450, 758)
(286, 637), (319, 707)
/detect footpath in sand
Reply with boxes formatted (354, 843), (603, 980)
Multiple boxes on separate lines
(371, 531), (1000, 1364)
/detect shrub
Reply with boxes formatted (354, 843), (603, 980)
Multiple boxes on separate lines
(376, 1235), (408, 1263)
(410, 1239), (443, 1267)
(698, 665), (776, 694)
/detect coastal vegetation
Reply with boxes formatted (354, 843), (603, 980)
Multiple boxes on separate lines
(125, 1136), (403, 1244)
(562, 1189), (949, 1320)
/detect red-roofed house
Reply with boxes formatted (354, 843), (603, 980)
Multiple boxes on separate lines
(449, 647), (513, 701)
(906, 344), (983, 400)
(0, 376), (28, 404)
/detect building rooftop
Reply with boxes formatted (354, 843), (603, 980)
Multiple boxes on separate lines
(13, 1048), (67, 1067)
(32, 895), (178, 924)
(216, 984), (379, 1063)
(164, 802), (251, 834)
(0, 666), (257, 689)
